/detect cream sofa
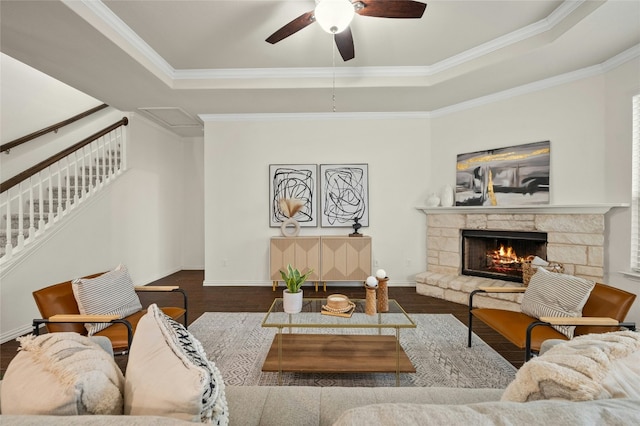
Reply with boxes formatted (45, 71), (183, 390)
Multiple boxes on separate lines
(0, 385), (501, 425)
(2, 383), (640, 425)
(2, 311), (640, 425)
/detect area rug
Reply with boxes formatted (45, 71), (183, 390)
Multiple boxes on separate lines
(188, 312), (516, 388)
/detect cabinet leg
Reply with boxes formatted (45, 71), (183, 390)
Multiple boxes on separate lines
(272, 281), (277, 291)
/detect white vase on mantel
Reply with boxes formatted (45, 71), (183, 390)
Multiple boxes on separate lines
(440, 185), (454, 207)
(283, 289), (303, 314)
(426, 193), (440, 207)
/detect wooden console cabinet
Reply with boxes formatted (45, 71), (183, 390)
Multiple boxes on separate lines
(270, 236), (372, 291)
(269, 237), (321, 290)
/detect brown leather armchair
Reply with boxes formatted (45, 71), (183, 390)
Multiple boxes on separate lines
(32, 273), (187, 354)
(468, 282), (636, 362)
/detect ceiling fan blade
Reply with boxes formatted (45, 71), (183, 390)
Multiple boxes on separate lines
(266, 10), (315, 44)
(355, 0), (427, 19)
(335, 27), (355, 61)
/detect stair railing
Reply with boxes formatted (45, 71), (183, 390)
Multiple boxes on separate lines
(0, 103), (109, 154)
(0, 117), (128, 264)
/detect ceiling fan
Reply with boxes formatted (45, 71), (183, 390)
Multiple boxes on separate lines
(266, 0), (427, 61)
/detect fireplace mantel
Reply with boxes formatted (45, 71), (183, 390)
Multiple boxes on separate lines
(417, 203), (628, 215)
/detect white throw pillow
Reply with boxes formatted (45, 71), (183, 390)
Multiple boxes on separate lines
(520, 267), (595, 338)
(0, 332), (124, 415)
(124, 304), (229, 425)
(72, 264), (142, 335)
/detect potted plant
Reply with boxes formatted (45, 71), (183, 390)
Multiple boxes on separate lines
(280, 264), (313, 314)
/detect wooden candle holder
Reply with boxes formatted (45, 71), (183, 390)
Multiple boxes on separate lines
(376, 277), (389, 312)
(365, 287), (377, 316)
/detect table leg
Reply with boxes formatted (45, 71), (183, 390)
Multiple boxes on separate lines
(277, 326), (283, 385)
(395, 327), (400, 387)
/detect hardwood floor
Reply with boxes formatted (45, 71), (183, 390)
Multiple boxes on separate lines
(1, 270), (525, 378)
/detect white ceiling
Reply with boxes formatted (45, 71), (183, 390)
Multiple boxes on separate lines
(1, 0), (639, 136)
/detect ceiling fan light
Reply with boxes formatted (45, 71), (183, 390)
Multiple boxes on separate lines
(315, 0), (355, 34)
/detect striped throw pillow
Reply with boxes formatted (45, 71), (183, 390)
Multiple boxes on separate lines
(72, 265), (142, 335)
(520, 267), (595, 338)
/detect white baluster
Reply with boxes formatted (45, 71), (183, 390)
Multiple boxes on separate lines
(115, 129), (120, 174)
(4, 191), (13, 258)
(89, 142), (95, 194)
(64, 160), (70, 215)
(28, 178), (36, 238)
(81, 146), (87, 199)
(17, 183), (25, 250)
(120, 125), (127, 172)
(37, 174), (45, 234)
(73, 152), (79, 205)
(56, 165), (63, 218)
(107, 134), (113, 181)
(99, 137), (105, 187)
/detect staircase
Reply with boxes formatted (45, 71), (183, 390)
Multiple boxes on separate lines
(0, 121), (127, 265)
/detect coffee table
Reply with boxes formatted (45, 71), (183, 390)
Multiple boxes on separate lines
(261, 298), (416, 385)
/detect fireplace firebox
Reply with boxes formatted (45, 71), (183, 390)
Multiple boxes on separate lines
(461, 229), (547, 283)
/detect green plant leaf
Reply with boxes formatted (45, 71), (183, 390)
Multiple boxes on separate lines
(279, 264), (313, 293)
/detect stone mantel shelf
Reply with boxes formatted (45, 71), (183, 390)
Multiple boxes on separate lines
(417, 203), (629, 215)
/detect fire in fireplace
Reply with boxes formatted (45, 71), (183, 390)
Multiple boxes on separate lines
(461, 229), (547, 282)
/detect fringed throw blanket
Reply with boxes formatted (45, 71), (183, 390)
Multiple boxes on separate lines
(2, 332), (124, 415)
(502, 331), (640, 402)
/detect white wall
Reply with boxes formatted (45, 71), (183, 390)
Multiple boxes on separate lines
(602, 60), (640, 324)
(0, 107), (126, 182)
(0, 53), (102, 143)
(203, 116), (431, 286)
(0, 53), (123, 182)
(429, 59), (640, 324)
(429, 76), (608, 203)
(181, 137), (205, 269)
(0, 115), (191, 341)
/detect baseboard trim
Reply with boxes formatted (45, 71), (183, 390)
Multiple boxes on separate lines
(1, 323), (37, 345)
(202, 280), (416, 287)
(140, 266), (183, 286)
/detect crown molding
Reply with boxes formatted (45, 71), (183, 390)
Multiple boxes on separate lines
(199, 43), (640, 121)
(62, 0), (175, 86)
(64, 0), (638, 120)
(431, 44), (640, 118)
(427, 0), (589, 75)
(199, 111), (430, 122)
(175, 0), (597, 84)
(67, 0), (606, 89)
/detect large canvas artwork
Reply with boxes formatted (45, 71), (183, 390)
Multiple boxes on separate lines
(455, 141), (550, 206)
(269, 164), (317, 227)
(320, 164), (369, 228)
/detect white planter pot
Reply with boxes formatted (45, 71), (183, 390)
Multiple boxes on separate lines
(283, 289), (303, 314)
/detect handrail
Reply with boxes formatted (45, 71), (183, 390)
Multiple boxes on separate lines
(0, 103), (109, 154)
(0, 117), (128, 193)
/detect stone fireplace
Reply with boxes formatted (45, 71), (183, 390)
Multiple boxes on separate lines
(415, 207), (612, 312)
